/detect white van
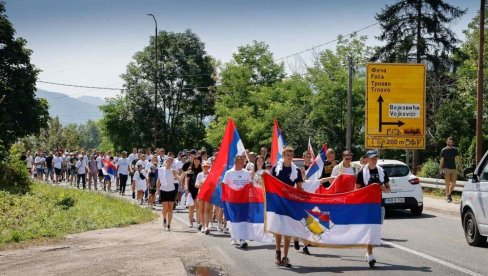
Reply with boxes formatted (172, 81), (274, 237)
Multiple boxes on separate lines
(461, 151), (488, 246)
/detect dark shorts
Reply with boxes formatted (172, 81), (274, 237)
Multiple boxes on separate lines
(98, 169), (104, 177)
(149, 188), (157, 195)
(55, 168), (62, 175)
(189, 186), (199, 202)
(36, 168), (43, 175)
(160, 190), (177, 202)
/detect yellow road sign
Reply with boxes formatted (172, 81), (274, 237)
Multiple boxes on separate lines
(365, 63), (426, 149)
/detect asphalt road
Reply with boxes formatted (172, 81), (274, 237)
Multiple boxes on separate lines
(171, 208), (488, 276)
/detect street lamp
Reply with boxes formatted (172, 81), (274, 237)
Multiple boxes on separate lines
(147, 13), (158, 148)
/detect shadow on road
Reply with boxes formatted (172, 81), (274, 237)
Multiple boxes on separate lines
(381, 238), (408, 243)
(385, 209), (436, 220)
(284, 263), (432, 274)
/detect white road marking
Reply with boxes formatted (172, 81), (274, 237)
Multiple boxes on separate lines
(383, 241), (483, 276)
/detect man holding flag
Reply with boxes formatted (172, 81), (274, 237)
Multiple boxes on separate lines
(271, 146), (303, 268)
(222, 155), (252, 248)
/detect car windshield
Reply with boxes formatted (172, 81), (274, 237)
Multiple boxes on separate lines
(380, 164), (410, 177)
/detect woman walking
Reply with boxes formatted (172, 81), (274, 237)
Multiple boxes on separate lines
(183, 156), (202, 228)
(157, 157), (178, 231)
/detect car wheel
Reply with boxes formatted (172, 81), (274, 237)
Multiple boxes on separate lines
(411, 204), (423, 216)
(463, 210), (487, 246)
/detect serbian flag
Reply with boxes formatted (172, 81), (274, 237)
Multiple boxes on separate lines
(197, 118), (245, 206)
(222, 183), (273, 243)
(305, 144), (327, 181)
(270, 119), (286, 166)
(264, 173), (382, 247)
(102, 159), (116, 176)
(308, 137), (315, 160)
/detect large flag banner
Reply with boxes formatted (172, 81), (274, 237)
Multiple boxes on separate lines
(101, 159), (116, 176)
(222, 183), (273, 243)
(263, 173), (382, 247)
(197, 118), (245, 206)
(305, 144), (327, 181)
(270, 119), (286, 166)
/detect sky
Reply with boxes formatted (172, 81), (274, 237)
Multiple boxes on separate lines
(5, 0), (480, 99)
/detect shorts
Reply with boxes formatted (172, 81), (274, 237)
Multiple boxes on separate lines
(69, 168), (76, 176)
(444, 169), (457, 185)
(98, 169), (104, 177)
(45, 168), (53, 175)
(188, 186), (199, 202)
(160, 190), (177, 202)
(55, 168), (62, 175)
(149, 188), (157, 195)
(36, 168), (43, 175)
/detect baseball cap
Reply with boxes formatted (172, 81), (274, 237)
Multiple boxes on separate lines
(202, 161), (211, 167)
(366, 150), (378, 158)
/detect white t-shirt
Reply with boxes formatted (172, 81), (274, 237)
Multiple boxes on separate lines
(128, 153), (138, 164)
(134, 171), (146, 191)
(75, 160), (87, 174)
(117, 158), (130, 175)
(158, 168), (176, 192)
(136, 159), (148, 170)
(96, 156), (102, 170)
(34, 157), (45, 169)
(331, 165), (357, 177)
(53, 157), (63, 169)
(223, 168), (252, 190)
(195, 171), (209, 188)
(26, 155), (33, 168)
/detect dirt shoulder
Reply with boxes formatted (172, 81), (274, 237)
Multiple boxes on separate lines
(0, 211), (224, 276)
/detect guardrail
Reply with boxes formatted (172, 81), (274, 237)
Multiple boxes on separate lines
(419, 177), (467, 192)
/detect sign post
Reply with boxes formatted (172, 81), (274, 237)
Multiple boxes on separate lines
(365, 63), (426, 150)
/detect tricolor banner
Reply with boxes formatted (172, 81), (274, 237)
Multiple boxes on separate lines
(222, 183), (273, 243)
(270, 119), (286, 166)
(263, 173), (382, 247)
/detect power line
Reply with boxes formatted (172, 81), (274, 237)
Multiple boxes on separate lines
(38, 80), (123, 91)
(274, 22), (379, 61)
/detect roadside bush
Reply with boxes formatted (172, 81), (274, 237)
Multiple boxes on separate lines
(0, 153), (31, 194)
(417, 158), (440, 178)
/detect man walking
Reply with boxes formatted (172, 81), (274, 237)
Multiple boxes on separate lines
(440, 136), (461, 203)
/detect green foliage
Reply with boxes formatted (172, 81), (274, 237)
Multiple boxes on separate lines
(0, 2), (49, 157)
(0, 183), (156, 247)
(417, 158), (440, 178)
(102, 29), (216, 151)
(0, 150), (31, 194)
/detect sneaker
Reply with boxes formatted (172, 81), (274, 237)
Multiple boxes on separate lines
(294, 240), (300, 250)
(447, 195), (452, 203)
(205, 228), (210, 235)
(197, 224), (203, 231)
(366, 254), (376, 268)
(230, 239), (237, 245)
(201, 228), (205, 233)
(303, 246), (310, 255)
(166, 226), (171, 232)
(163, 219), (167, 226)
(189, 223), (193, 228)
(281, 257), (291, 268)
(275, 251), (282, 266)
(239, 240), (248, 249)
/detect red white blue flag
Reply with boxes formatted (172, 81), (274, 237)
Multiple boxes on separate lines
(102, 159), (116, 176)
(197, 118), (245, 207)
(222, 183), (273, 243)
(305, 144), (327, 181)
(264, 173), (382, 247)
(270, 119), (285, 166)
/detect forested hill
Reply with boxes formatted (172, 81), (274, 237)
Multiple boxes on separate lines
(36, 90), (105, 125)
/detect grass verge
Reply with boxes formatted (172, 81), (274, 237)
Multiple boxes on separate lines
(422, 187), (461, 201)
(0, 182), (156, 249)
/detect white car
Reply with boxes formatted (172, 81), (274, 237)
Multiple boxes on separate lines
(461, 151), (488, 246)
(354, 159), (423, 216)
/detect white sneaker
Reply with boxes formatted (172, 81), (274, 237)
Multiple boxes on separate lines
(366, 254), (376, 267)
(201, 228), (205, 233)
(230, 239), (237, 245)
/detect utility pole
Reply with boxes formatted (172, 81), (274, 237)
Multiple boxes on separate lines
(346, 56), (353, 150)
(476, 0), (485, 165)
(147, 13), (158, 148)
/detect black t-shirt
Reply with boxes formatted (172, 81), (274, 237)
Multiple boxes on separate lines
(186, 167), (202, 189)
(356, 167), (390, 188)
(440, 147), (458, 169)
(271, 165), (304, 187)
(46, 156), (53, 169)
(182, 161), (191, 172)
(320, 160), (337, 187)
(304, 164), (310, 171)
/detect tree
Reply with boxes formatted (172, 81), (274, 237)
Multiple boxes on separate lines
(307, 34), (372, 155)
(0, 1), (49, 155)
(110, 29), (216, 151)
(206, 41), (286, 150)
